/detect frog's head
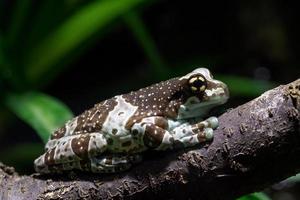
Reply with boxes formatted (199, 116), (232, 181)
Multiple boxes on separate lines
(123, 67), (228, 120)
(169, 68), (229, 119)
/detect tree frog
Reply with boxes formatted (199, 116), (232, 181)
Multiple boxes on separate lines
(34, 68), (229, 173)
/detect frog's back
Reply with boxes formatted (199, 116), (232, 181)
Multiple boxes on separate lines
(49, 97), (119, 141)
(49, 77), (181, 141)
(48, 92), (144, 142)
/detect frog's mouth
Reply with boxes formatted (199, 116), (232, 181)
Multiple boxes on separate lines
(202, 95), (229, 106)
(177, 87), (229, 119)
(204, 82), (229, 98)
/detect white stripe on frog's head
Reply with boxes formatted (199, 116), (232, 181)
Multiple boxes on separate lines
(180, 68), (212, 81)
(179, 67), (225, 87)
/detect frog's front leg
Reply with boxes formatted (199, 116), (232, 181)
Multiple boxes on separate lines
(169, 116), (219, 149)
(171, 116), (218, 143)
(132, 116), (218, 151)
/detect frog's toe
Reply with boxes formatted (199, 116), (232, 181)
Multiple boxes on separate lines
(204, 127), (214, 141)
(206, 116), (219, 129)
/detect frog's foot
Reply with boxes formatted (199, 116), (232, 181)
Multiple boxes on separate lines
(197, 127), (214, 141)
(198, 116), (219, 130)
(174, 127), (214, 148)
(90, 154), (142, 173)
(173, 116), (217, 140)
(190, 117), (216, 142)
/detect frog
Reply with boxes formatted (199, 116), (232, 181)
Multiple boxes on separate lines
(34, 68), (229, 174)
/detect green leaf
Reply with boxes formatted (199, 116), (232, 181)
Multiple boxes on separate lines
(216, 75), (276, 97)
(5, 91), (73, 143)
(25, 0), (146, 84)
(124, 11), (169, 78)
(285, 173), (300, 183)
(24, 0), (82, 51)
(236, 192), (272, 200)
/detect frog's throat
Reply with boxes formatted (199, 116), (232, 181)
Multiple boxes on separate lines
(177, 96), (228, 119)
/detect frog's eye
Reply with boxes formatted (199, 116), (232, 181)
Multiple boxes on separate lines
(188, 75), (207, 93)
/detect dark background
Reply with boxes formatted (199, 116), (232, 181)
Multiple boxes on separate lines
(0, 1), (299, 199)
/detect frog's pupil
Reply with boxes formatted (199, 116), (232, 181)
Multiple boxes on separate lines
(193, 79), (204, 88)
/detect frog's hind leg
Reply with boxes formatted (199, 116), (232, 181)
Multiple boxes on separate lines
(34, 160), (84, 174)
(34, 132), (108, 173)
(90, 154), (142, 173)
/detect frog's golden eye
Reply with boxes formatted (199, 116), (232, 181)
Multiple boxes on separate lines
(188, 75), (207, 93)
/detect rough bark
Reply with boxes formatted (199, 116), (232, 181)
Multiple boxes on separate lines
(0, 79), (299, 200)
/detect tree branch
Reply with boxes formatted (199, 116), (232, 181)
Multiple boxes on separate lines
(1, 79), (299, 200)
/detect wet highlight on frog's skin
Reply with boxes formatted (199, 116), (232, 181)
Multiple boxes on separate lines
(34, 68), (229, 174)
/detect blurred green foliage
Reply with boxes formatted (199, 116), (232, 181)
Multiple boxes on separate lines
(5, 92), (73, 143)
(25, 0), (147, 86)
(286, 173), (300, 183)
(237, 193), (272, 200)
(0, 1), (295, 199)
(0, 0), (275, 143)
(0, 0), (149, 140)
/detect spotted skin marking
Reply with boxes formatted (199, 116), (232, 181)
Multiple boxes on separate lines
(74, 98), (118, 135)
(143, 124), (166, 148)
(44, 148), (56, 166)
(155, 117), (169, 129)
(71, 135), (90, 159)
(50, 126), (66, 140)
(122, 78), (187, 120)
(34, 68), (229, 174)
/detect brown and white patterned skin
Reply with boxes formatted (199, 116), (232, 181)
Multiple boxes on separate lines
(34, 68), (229, 173)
